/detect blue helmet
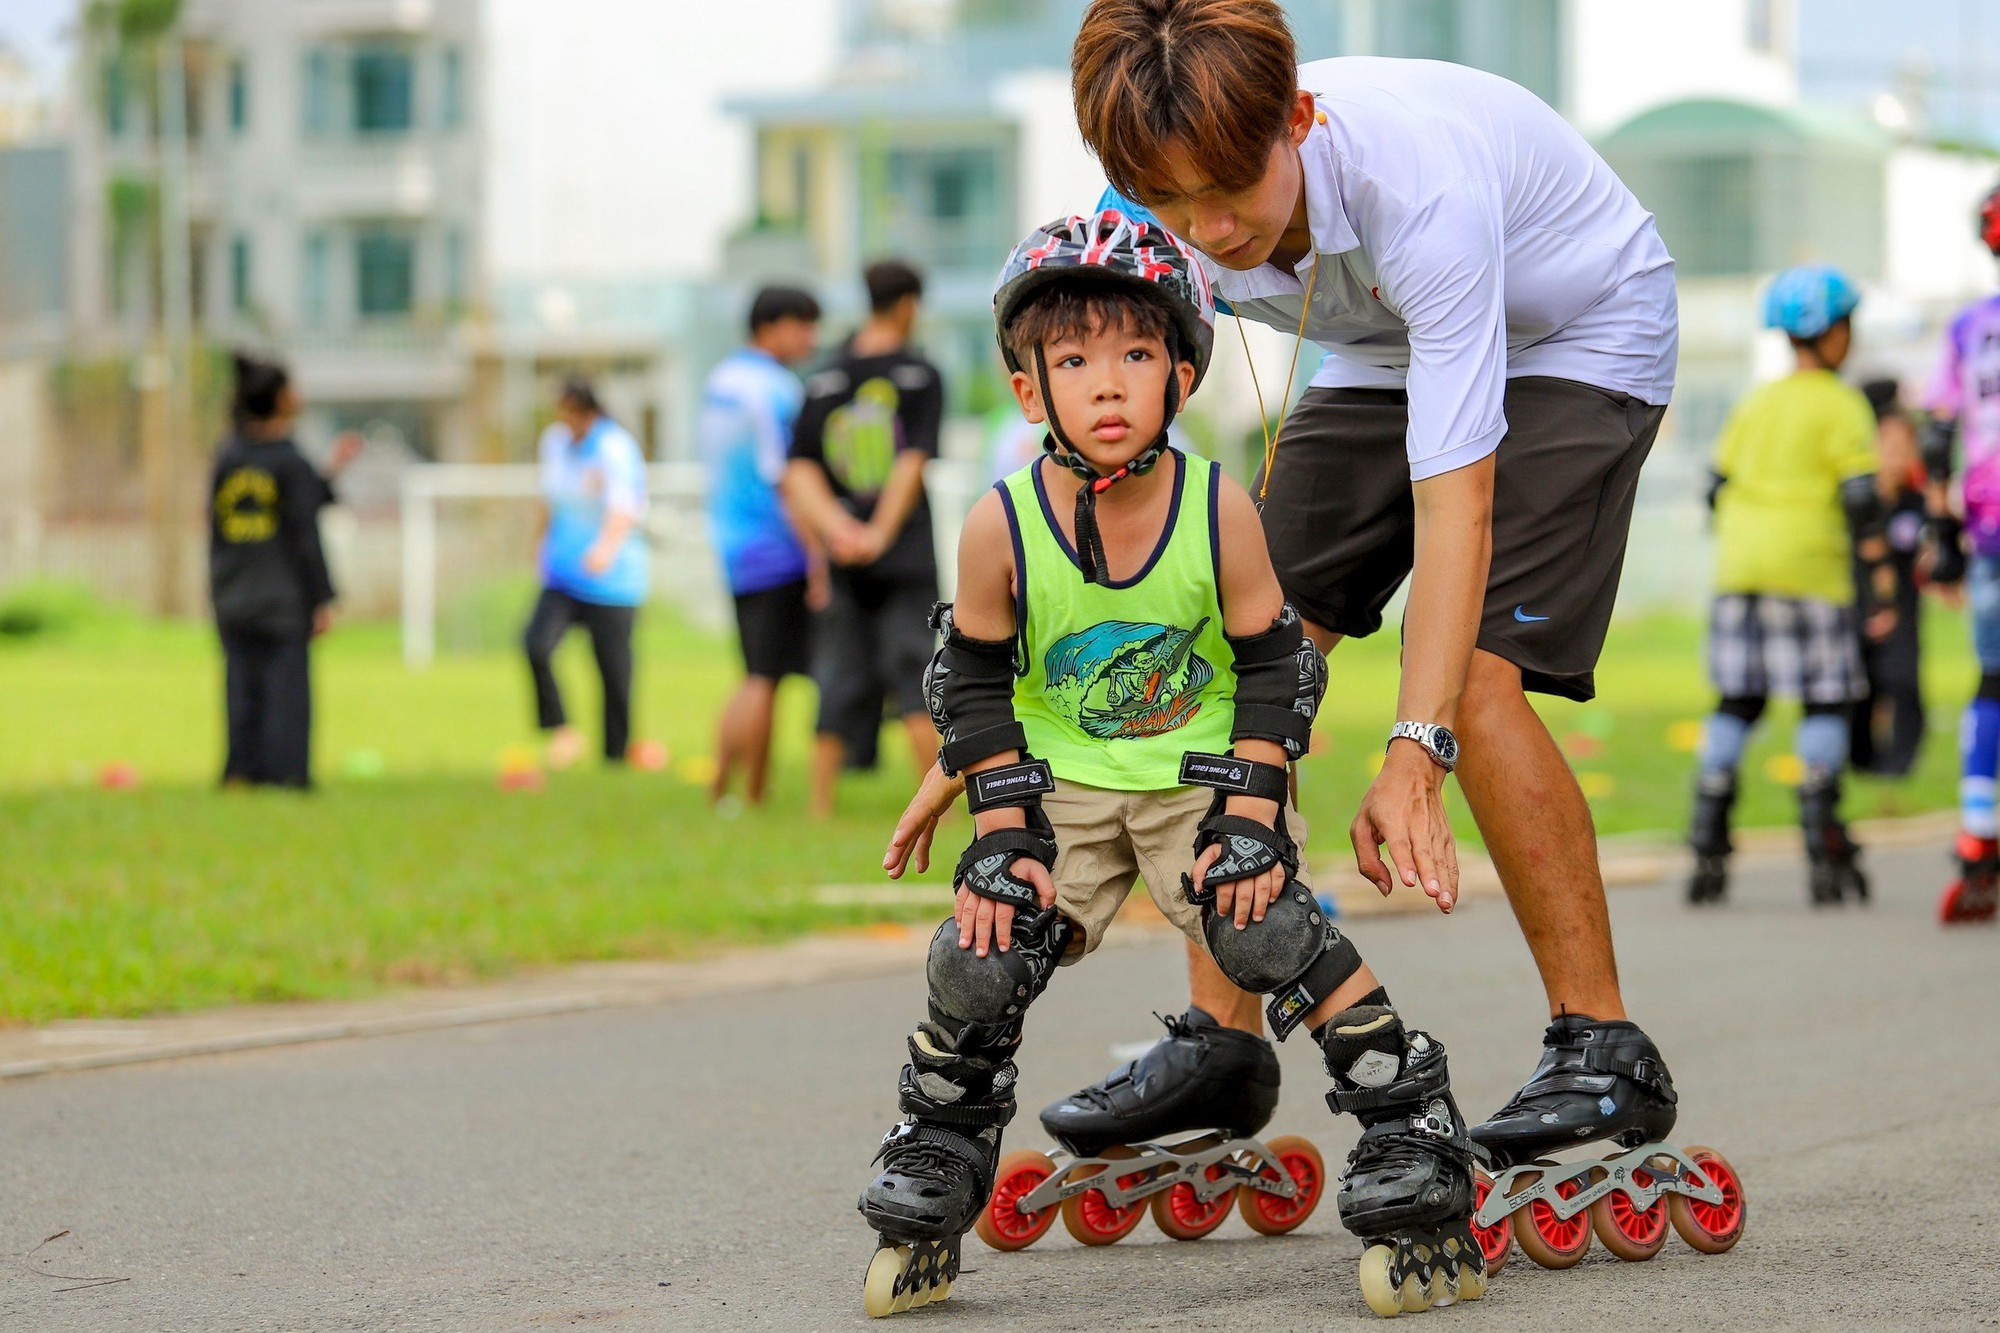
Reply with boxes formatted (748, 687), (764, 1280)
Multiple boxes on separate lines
(1762, 264), (1861, 340)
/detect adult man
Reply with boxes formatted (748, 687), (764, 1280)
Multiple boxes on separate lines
(892, 0), (1691, 1187)
(699, 285), (824, 807)
(784, 260), (944, 817)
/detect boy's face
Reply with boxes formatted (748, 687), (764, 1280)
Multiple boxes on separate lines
(1010, 316), (1196, 471)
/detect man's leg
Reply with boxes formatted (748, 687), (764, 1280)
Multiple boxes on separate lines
(1453, 648), (1626, 1020)
(713, 676), (778, 804)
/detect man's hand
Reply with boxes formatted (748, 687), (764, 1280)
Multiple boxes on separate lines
(884, 760), (963, 878)
(327, 430), (364, 478)
(954, 858), (1055, 958)
(1863, 607), (1898, 642)
(1195, 795), (1285, 929)
(1351, 741), (1459, 911)
(582, 541), (616, 575)
(805, 559), (832, 613)
(311, 605), (334, 637)
(828, 518), (878, 566)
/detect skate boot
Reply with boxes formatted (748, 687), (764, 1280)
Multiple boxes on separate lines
(1319, 1006), (1487, 1317)
(1468, 1016), (1746, 1270)
(1801, 774), (1869, 906)
(976, 1010), (1324, 1250)
(1940, 832), (2000, 924)
(1686, 771), (1736, 905)
(858, 1023), (1014, 1317)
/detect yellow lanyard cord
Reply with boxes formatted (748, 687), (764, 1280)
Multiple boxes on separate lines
(1242, 256), (1320, 505)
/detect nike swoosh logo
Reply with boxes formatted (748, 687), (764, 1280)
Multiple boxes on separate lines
(1514, 606), (1550, 623)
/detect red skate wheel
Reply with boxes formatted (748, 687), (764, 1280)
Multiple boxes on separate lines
(1060, 1149), (1148, 1245)
(1590, 1163), (1669, 1261)
(1939, 878), (1999, 924)
(1669, 1145), (1747, 1254)
(1511, 1167), (1592, 1269)
(1237, 1135), (1326, 1236)
(1470, 1165), (1512, 1276)
(1150, 1163), (1237, 1241)
(976, 1149), (1058, 1251)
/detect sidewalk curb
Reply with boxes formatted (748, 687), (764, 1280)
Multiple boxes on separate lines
(0, 811), (1958, 1083)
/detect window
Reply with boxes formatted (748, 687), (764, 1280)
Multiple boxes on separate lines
(877, 143), (1007, 269)
(104, 58), (128, 137)
(444, 228), (465, 306)
(229, 58), (248, 132)
(230, 236), (251, 312)
(1749, 0), (1777, 53)
(352, 46), (415, 133)
(304, 231), (330, 322)
(1380, 0), (1459, 61)
(440, 47), (463, 129)
(303, 49), (334, 135)
(356, 228), (416, 317)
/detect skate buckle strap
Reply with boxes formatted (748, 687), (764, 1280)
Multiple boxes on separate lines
(964, 759), (1054, 814)
(1179, 751), (1289, 802)
(955, 827), (1056, 910)
(1577, 1041), (1678, 1104)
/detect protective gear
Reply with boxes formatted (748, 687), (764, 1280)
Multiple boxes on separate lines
(993, 210), (1217, 584)
(1203, 883), (1363, 1042)
(1922, 415), (1957, 484)
(1929, 512), (1968, 586)
(924, 910), (1072, 1056)
(1688, 769), (1737, 905)
(1705, 468), (1727, 513)
(1179, 754), (1299, 907)
(1979, 181), (2000, 255)
(953, 809), (1058, 913)
(1226, 604), (1325, 759)
(925, 603), (1025, 776)
(963, 758), (1053, 814)
(1762, 264), (1861, 341)
(1839, 473), (1887, 544)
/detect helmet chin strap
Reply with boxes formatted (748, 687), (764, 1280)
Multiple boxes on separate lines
(1032, 342), (1183, 585)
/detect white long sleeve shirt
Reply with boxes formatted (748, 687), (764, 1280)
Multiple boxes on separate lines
(1209, 58), (1679, 480)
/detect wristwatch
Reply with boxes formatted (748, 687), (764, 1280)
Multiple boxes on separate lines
(1388, 721), (1459, 772)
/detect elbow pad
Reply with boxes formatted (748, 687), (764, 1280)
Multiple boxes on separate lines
(1227, 605), (1326, 760)
(1705, 469), (1726, 513)
(1840, 474), (1888, 544)
(1923, 417), (1957, 484)
(925, 603), (1026, 776)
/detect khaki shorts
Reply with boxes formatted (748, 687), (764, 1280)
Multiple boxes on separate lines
(1046, 777), (1313, 960)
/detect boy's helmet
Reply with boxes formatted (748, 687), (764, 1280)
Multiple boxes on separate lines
(993, 209), (1216, 391)
(1979, 182), (2000, 255)
(1762, 264), (1861, 340)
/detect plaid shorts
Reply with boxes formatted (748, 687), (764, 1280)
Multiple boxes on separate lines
(1706, 593), (1864, 704)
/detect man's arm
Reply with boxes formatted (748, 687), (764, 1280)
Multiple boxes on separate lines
(863, 365), (943, 554)
(781, 458), (867, 554)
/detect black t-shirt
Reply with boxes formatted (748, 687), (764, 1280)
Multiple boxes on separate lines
(208, 434), (337, 636)
(789, 344), (943, 583)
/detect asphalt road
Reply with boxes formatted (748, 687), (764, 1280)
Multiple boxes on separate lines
(2, 857), (1997, 1331)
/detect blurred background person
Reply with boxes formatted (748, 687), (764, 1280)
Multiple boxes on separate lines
(208, 352), (337, 790)
(1688, 266), (1891, 908)
(783, 260), (942, 818)
(524, 375), (650, 769)
(1849, 377), (1930, 777)
(700, 285), (825, 807)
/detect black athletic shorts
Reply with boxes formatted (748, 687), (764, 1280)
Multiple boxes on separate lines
(733, 579), (812, 680)
(1255, 376), (1665, 701)
(812, 567), (938, 736)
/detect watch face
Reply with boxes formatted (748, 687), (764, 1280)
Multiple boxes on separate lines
(1431, 727), (1459, 764)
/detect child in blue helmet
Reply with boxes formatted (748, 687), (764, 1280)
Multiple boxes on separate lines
(1688, 264), (1897, 906)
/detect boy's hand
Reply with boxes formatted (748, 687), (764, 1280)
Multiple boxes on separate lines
(954, 859), (1056, 958)
(1196, 795), (1284, 930)
(884, 760), (963, 878)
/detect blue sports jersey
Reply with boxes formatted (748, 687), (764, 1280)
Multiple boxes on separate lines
(538, 416), (649, 606)
(700, 347), (810, 594)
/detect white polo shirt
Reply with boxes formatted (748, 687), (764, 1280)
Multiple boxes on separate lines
(1209, 58), (1679, 481)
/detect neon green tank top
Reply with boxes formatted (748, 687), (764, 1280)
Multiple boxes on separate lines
(999, 449), (1236, 792)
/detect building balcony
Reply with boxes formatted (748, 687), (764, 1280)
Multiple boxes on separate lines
(288, 323), (470, 403)
(295, 0), (437, 37)
(296, 137), (438, 218)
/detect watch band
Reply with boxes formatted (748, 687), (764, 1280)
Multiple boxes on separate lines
(1388, 721), (1458, 772)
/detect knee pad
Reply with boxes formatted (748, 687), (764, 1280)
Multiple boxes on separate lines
(1796, 710), (1849, 778)
(1203, 881), (1362, 1042)
(925, 910), (1072, 1054)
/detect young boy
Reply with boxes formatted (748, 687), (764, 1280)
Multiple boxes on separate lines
(1688, 264), (1892, 905)
(857, 212), (1486, 1319)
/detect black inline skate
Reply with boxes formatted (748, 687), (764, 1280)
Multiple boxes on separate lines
(1801, 775), (1869, 906)
(1320, 1006), (1487, 1317)
(858, 1023), (1015, 1317)
(1687, 771), (1736, 905)
(1468, 1016), (1746, 1271)
(976, 1007), (1326, 1249)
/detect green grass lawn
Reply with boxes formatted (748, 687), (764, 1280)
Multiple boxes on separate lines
(0, 581), (1975, 1021)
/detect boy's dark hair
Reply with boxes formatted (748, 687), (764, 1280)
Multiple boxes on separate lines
(748, 285), (822, 333)
(1786, 314), (1851, 352)
(865, 259), (925, 313)
(557, 374), (602, 415)
(232, 351), (290, 425)
(1073, 0), (1298, 204)
(1002, 281), (1173, 370)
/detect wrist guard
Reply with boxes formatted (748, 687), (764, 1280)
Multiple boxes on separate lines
(964, 758), (1054, 814)
(1228, 605), (1325, 760)
(955, 808), (1058, 912)
(925, 602), (1027, 777)
(1930, 513), (1968, 586)
(1923, 416), (1957, 484)
(1177, 751), (1298, 908)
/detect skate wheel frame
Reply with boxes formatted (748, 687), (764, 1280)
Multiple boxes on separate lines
(1472, 1143), (1744, 1269)
(1357, 1224), (1487, 1318)
(863, 1238), (958, 1318)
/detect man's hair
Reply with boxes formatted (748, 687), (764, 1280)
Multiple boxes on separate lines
(865, 259), (925, 313)
(1003, 282), (1173, 371)
(748, 285), (821, 333)
(1073, 0), (1298, 204)
(557, 373), (602, 415)
(231, 351), (290, 424)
